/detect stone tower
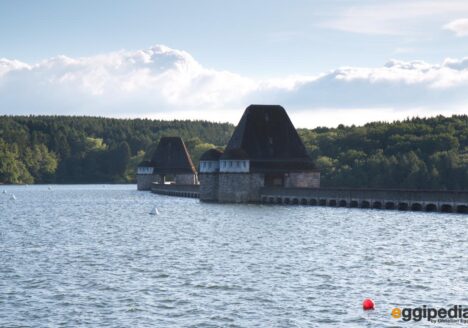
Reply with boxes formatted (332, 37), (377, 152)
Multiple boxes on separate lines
(199, 104), (320, 202)
(137, 137), (198, 190)
(198, 148), (223, 201)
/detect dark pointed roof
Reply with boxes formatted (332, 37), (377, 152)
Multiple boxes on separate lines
(200, 148), (223, 161)
(150, 137), (196, 174)
(223, 105), (317, 172)
(137, 160), (153, 167)
(222, 148), (248, 160)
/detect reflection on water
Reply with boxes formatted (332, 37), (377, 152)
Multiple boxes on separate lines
(1, 185), (467, 327)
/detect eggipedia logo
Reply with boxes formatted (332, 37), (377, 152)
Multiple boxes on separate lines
(391, 305), (468, 324)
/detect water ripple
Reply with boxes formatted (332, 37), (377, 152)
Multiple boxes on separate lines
(0, 185), (467, 327)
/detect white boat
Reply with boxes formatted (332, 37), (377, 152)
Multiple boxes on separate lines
(149, 206), (159, 215)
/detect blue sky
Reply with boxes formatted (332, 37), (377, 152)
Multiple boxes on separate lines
(1, 0), (468, 127)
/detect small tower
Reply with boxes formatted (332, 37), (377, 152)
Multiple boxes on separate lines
(136, 160), (156, 190)
(199, 104), (320, 203)
(137, 137), (198, 190)
(198, 149), (223, 201)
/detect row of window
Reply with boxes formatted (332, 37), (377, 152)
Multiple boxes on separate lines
(220, 160), (248, 168)
(200, 161), (218, 169)
(137, 167), (154, 174)
(200, 160), (249, 171)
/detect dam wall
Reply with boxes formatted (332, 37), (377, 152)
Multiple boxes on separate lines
(151, 183), (199, 198)
(149, 184), (468, 213)
(259, 187), (468, 213)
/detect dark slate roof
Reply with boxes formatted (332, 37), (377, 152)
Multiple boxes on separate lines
(200, 148), (223, 161)
(223, 105), (317, 172)
(137, 160), (154, 167)
(221, 148), (249, 160)
(150, 137), (196, 174)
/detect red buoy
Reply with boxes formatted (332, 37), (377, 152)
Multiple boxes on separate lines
(362, 298), (375, 310)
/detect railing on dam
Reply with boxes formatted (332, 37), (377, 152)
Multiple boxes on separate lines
(259, 187), (468, 214)
(151, 183), (199, 198)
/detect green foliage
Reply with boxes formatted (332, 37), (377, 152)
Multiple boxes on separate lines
(0, 114), (466, 189)
(0, 116), (233, 184)
(300, 115), (468, 190)
(0, 139), (34, 184)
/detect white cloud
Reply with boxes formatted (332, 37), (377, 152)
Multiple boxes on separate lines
(321, 1), (468, 35)
(1, 44), (468, 127)
(444, 18), (468, 36)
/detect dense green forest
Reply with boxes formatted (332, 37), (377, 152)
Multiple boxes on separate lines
(0, 116), (233, 184)
(1, 115), (467, 190)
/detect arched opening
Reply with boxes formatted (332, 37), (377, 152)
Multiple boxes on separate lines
(262, 196), (267, 203)
(398, 203), (409, 211)
(329, 199), (337, 206)
(411, 203), (422, 211)
(425, 204), (437, 212)
(284, 198), (290, 204)
(319, 199), (327, 206)
(276, 197), (282, 204)
(301, 198), (308, 205)
(350, 200), (358, 208)
(385, 202), (395, 210)
(373, 201), (382, 209)
(441, 204), (452, 213)
(310, 199), (318, 206)
(361, 201), (370, 208)
(338, 200), (347, 207)
(456, 205), (468, 214)
(269, 197), (275, 203)
(292, 198), (299, 205)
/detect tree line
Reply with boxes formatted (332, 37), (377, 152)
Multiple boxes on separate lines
(0, 116), (233, 184)
(0, 114), (467, 190)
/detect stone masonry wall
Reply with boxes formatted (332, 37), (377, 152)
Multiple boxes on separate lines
(199, 173), (219, 201)
(217, 173), (264, 203)
(285, 172), (320, 188)
(248, 173), (265, 202)
(175, 173), (198, 185)
(137, 174), (160, 190)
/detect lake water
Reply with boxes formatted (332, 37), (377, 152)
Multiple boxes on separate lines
(1, 185), (467, 327)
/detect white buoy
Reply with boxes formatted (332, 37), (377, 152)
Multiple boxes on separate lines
(48, 186), (52, 190)
(10, 194), (16, 200)
(2, 190), (6, 194)
(149, 206), (159, 215)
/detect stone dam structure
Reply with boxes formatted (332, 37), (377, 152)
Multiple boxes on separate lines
(150, 184), (468, 213)
(198, 104), (320, 203)
(136, 136), (197, 190)
(142, 104), (468, 214)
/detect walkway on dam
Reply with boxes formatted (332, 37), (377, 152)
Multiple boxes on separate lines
(150, 184), (468, 214)
(260, 187), (468, 214)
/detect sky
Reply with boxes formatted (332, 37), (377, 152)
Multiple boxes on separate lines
(1, 0), (468, 128)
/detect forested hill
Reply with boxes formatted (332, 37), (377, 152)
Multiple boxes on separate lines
(1, 115), (467, 190)
(0, 116), (234, 184)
